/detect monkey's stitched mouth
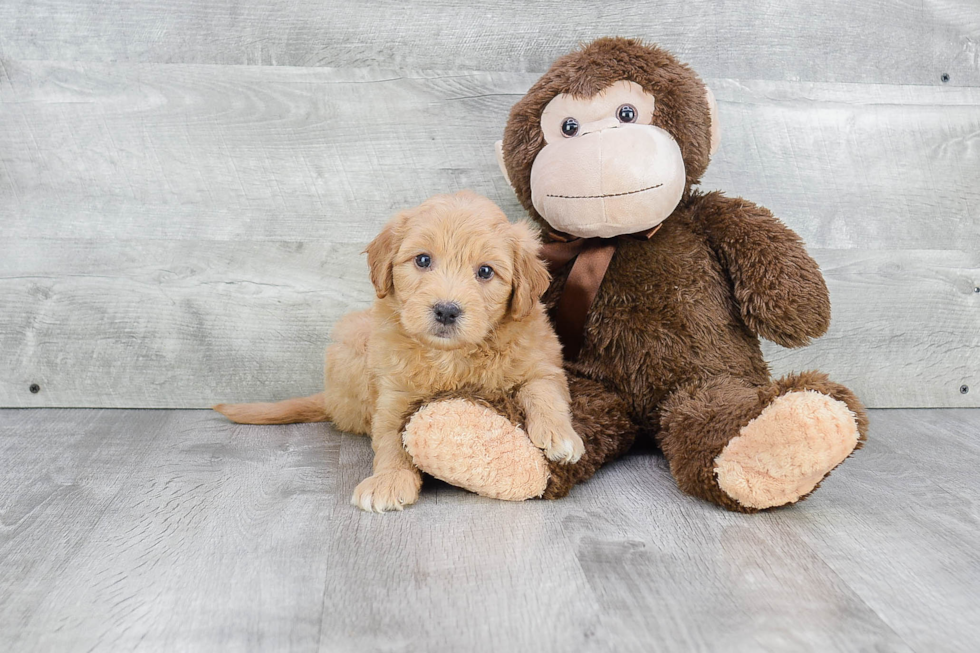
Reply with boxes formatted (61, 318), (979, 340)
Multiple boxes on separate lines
(547, 183), (662, 200)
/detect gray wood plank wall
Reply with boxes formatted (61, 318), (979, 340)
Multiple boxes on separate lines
(1, 1), (978, 408)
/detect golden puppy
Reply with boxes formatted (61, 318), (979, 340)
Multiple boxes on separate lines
(215, 191), (584, 512)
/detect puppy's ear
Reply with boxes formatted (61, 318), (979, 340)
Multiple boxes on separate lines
(509, 220), (551, 320)
(364, 212), (407, 299)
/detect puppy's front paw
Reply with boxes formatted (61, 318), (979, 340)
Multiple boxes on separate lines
(351, 469), (421, 513)
(528, 417), (585, 465)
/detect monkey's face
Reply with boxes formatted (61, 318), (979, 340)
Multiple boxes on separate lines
(528, 81), (686, 239)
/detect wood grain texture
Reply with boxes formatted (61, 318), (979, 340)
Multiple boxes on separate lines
(785, 410), (980, 653)
(703, 79), (980, 251)
(2, 18), (979, 410)
(2, 242), (977, 408)
(0, 0), (978, 86)
(2, 407), (978, 651)
(0, 239), (373, 408)
(1, 62), (978, 251)
(762, 249), (980, 408)
(0, 409), (341, 651)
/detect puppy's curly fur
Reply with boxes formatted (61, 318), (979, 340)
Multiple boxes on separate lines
(215, 191), (584, 512)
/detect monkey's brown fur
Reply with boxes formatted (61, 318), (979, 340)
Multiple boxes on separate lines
(226, 38), (867, 511)
(491, 38), (867, 509)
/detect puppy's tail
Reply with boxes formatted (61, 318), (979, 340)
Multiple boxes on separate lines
(213, 392), (329, 424)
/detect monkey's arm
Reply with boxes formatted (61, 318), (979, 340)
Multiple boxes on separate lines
(696, 191), (830, 348)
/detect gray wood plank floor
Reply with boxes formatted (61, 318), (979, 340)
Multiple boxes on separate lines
(1, 409), (978, 652)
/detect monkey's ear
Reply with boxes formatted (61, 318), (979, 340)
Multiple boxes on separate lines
(706, 87), (721, 156)
(364, 212), (407, 299)
(495, 140), (512, 186)
(509, 220), (550, 320)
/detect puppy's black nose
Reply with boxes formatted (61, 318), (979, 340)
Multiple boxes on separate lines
(433, 302), (462, 325)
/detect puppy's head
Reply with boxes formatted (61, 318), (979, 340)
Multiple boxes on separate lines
(365, 191), (550, 349)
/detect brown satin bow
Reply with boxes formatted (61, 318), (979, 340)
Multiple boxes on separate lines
(540, 224), (663, 360)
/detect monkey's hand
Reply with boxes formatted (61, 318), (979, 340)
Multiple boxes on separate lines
(696, 191), (830, 348)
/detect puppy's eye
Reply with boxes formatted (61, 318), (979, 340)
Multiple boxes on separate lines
(560, 117), (579, 137)
(415, 254), (432, 269)
(477, 265), (494, 280)
(617, 104), (637, 123)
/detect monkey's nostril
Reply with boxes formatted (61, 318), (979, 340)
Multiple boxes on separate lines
(433, 302), (462, 325)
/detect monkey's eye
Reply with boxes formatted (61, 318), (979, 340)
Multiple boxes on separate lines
(617, 104), (637, 123)
(560, 117), (579, 137)
(477, 265), (495, 280)
(415, 254), (432, 269)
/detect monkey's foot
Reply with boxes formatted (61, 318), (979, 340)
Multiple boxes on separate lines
(403, 399), (549, 501)
(714, 391), (860, 510)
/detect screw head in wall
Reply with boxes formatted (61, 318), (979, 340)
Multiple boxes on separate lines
(961, 385), (970, 395)
(29, 384), (40, 394)
(941, 73), (950, 83)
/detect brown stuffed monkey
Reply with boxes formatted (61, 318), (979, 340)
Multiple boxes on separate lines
(402, 37), (867, 512)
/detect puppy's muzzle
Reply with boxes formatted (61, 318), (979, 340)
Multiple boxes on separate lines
(432, 302), (462, 326)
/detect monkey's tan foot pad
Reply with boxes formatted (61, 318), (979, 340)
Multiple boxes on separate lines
(403, 399), (549, 501)
(714, 391), (860, 510)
